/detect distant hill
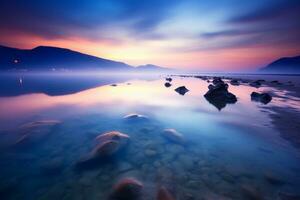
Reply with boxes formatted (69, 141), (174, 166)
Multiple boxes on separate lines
(260, 56), (300, 73)
(0, 45), (171, 72)
(135, 64), (170, 72)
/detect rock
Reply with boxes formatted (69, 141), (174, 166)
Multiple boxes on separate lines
(175, 86), (189, 95)
(230, 79), (240, 86)
(157, 186), (175, 200)
(123, 113), (148, 120)
(165, 82), (172, 87)
(251, 92), (272, 104)
(77, 131), (130, 168)
(110, 178), (143, 200)
(111, 84), (118, 87)
(162, 129), (185, 144)
(14, 120), (61, 146)
(166, 77), (172, 82)
(249, 80), (262, 88)
(212, 77), (224, 85)
(95, 131), (130, 148)
(204, 83), (237, 110)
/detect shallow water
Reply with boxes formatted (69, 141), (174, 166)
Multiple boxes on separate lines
(0, 73), (300, 200)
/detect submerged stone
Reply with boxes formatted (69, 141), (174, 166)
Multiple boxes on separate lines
(14, 120), (61, 147)
(162, 129), (185, 144)
(123, 113), (148, 120)
(95, 131), (130, 147)
(165, 82), (172, 87)
(110, 178), (143, 200)
(204, 83), (237, 110)
(77, 131), (130, 168)
(175, 86), (189, 95)
(251, 92), (272, 104)
(157, 186), (175, 200)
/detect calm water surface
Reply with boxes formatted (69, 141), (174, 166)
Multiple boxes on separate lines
(0, 73), (299, 200)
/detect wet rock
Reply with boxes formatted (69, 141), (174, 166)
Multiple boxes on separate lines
(111, 84), (118, 87)
(162, 129), (185, 144)
(251, 92), (272, 104)
(166, 77), (172, 82)
(249, 80), (262, 88)
(165, 82), (172, 87)
(110, 178), (143, 200)
(271, 80), (280, 84)
(123, 113), (148, 121)
(212, 77), (224, 85)
(95, 131), (130, 148)
(157, 186), (175, 200)
(14, 120), (61, 147)
(204, 83), (237, 110)
(175, 86), (189, 95)
(77, 131), (130, 168)
(230, 79), (240, 86)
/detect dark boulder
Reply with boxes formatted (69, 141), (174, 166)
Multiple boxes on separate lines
(204, 83), (237, 110)
(175, 86), (189, 95)
(165, 82), (172, 87)
(110, 178), (143, 200)
(212, 77), (224, 85)
(166, 77), (172, 82)
(230, 79), (240, 86)
(249, 80), (262, 88)
(251, 92), (272, 104)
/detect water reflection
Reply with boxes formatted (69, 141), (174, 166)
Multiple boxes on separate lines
(0, 74), (300, 199)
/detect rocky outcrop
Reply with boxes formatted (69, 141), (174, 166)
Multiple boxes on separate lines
(174, 86), (189, 95)
(204, 83), (237, 110)
(251, 92), (272, 104)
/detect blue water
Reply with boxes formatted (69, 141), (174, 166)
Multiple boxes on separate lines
(0, 73), (299, 200)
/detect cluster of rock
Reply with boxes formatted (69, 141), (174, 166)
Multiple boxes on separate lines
(251, 92), (272, 104)
(204, 80), (237, 110)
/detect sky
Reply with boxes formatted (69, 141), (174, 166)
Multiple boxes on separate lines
(0, 0), (299, 71)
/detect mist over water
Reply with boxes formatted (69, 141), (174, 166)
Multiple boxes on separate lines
(0, 73), (299, 200)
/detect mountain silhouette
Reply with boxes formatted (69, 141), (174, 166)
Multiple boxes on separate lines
(0, 45), (169, 72)
(260, 56), (300, 73)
